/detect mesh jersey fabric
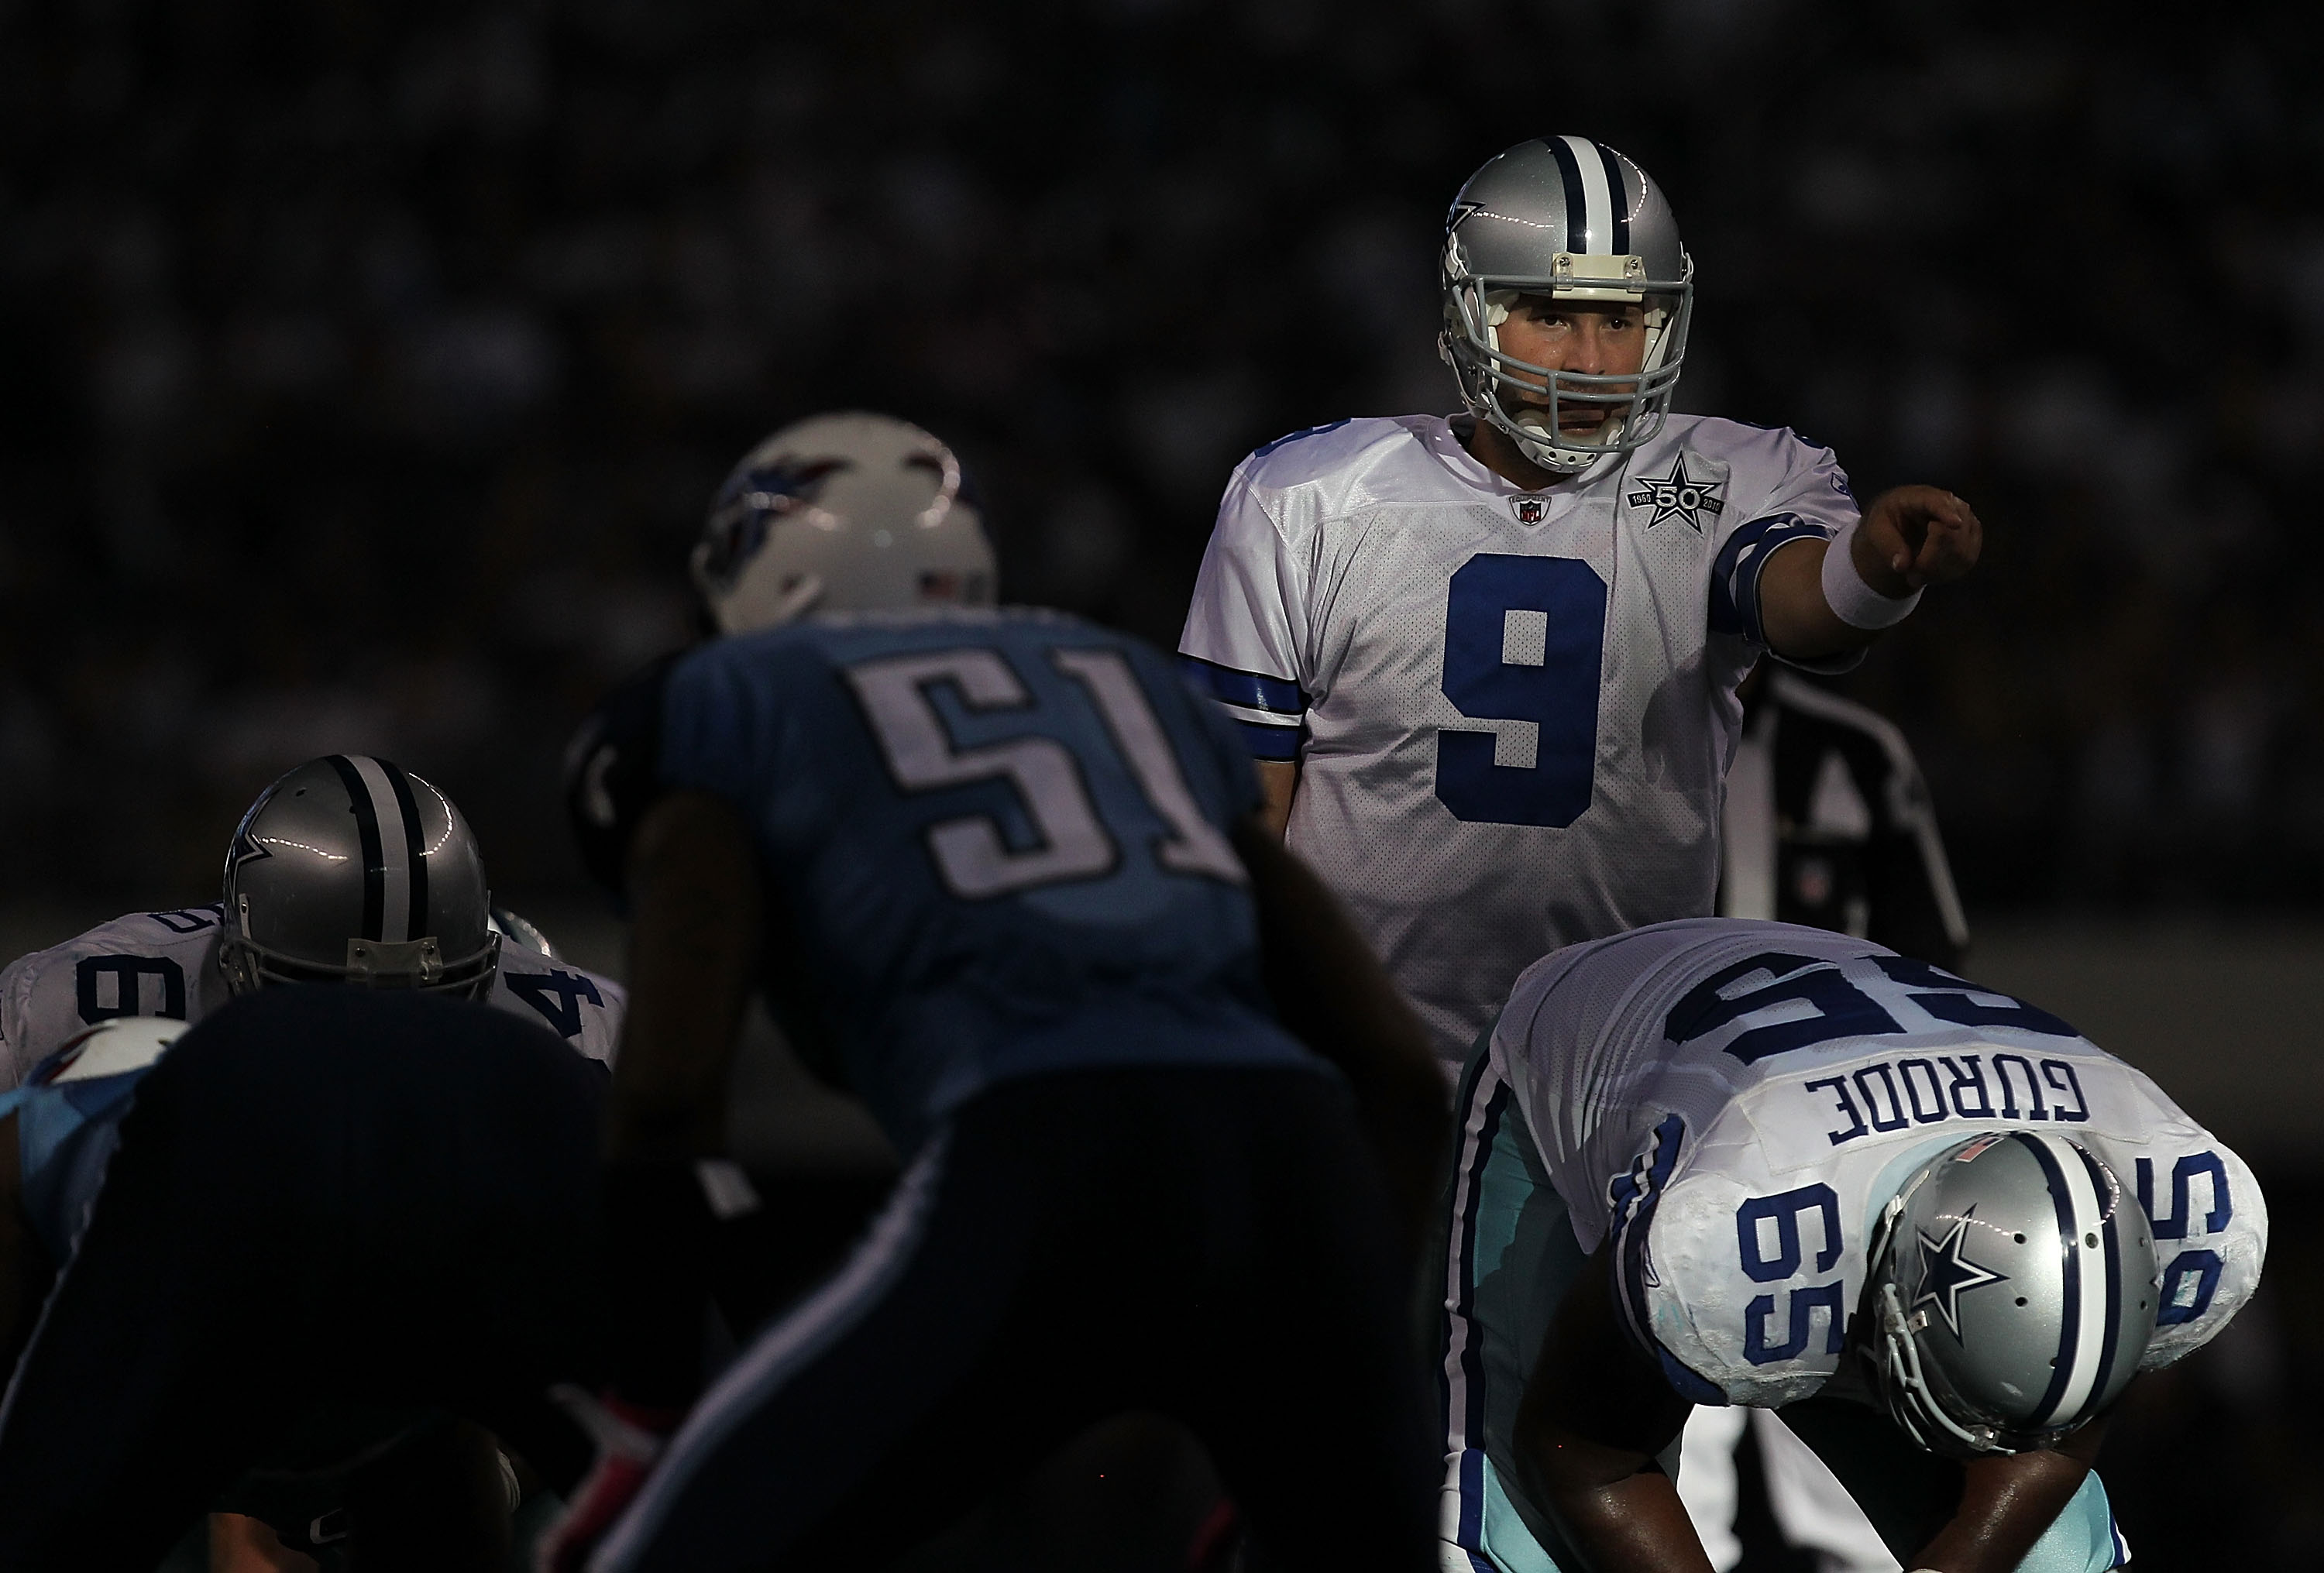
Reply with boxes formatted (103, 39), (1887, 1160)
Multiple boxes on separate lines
(1486, 917), (2267, 1406)
(1180, 413), (1858, 1071)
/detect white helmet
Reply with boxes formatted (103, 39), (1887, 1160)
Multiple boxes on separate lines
(690, 411), (998, 635)
(1439, 137), (1694, 474)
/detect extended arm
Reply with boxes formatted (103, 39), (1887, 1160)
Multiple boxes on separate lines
(1511, 1247), (1708, 1573)
(1231, 816), (1447, 1253)
(1906, 1417), (2107, 1573)
(1760, 486), (1982, 662)
(601, 789), (765, 1410)
(1516, 1245), (2110, 1573)
(609, 790), (765, 1164)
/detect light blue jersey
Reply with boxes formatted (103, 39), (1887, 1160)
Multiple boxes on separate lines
(657, 607), (1315, 1150)
(0, 1019), (179, 1264)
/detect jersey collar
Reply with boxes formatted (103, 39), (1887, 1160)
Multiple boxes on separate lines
(1422, 413), (1621, 502)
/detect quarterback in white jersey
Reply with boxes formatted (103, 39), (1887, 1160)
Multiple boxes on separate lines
(1437, 918), (2264, 1573)
(0, 902), (624, 1088)
(1179, 137), (1980, 1072)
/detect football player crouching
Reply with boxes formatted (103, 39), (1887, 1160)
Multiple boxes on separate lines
(0, 756), (624, 1568)
(0, 991), (611, 1572)
(1436, 917), (2263, 1573)
(0, 754), (624, 1090)
(540, 411), (1448, 1573)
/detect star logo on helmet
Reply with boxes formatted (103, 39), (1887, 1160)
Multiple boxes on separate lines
(1913, 1214), (2011, 1340)
(1625, 455), (1726, 532)
(227, 825), (273, 874)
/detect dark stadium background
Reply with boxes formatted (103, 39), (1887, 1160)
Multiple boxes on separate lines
(2, 1), (2318, 1564)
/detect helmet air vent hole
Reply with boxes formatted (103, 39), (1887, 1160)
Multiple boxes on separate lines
(2015, 1297), (2027, 1307)
(2085, 1233), (2099, 1248)
(2013, 1233), (2026, 1243)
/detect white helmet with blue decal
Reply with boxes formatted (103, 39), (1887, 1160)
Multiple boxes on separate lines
(1865, 1132), (2158, 1456)
(691, 411), (997, 636)
(1439, 136), (1693, 474)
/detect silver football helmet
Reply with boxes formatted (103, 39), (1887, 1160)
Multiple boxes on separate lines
(1865, 1132), (2157, 1457)
(1439, 136), (1693, 474)
(218, 755), (500, 998)
(691, 411), (997, 636)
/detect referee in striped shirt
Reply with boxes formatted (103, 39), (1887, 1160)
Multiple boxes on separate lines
(1688, 665), (1970, 1572)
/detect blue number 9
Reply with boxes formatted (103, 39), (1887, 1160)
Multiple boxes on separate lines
(1435, 554), (1608, 827)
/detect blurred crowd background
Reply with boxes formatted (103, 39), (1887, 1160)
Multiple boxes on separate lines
(7, 0), (2322, 912)
(4, 1), (2320, 1561)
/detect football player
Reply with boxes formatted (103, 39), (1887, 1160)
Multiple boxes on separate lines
(1685, 668), (1972, 1571)
(538, 412), (1447, 1573)
(0, 989), (610, 1571)
(1437, 917), (2264, 1572)
(0, 754), (624, 1088)
(1178, 136), (1982, 1077)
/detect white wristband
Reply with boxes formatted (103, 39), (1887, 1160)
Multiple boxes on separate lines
(1820, 516), (1923, 630)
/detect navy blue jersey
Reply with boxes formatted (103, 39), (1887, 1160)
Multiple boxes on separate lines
(657, 607), (1315, 1147)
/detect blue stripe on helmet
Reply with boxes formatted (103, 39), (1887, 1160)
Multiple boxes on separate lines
(2017, 1134), (2083, 1426)
(325, 754), (387, 942)
(379, 758), (429, 945)
(1544, 136), (1590, 254)
(1595, 142), (1631, 254)
(2078, 1144), (2127, 1412)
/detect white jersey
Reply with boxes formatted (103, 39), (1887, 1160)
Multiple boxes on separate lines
(1180, 413), (1858, 1068)
(1487, 918), (2266, 1407)
(0, 905), (627, 1088)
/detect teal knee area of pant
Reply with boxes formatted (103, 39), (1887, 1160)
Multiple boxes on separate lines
(1447, 1454), (1566, 1573)
(2014, 1471), (2123, 1573)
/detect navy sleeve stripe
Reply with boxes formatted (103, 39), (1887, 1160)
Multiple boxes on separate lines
(1179, 654), (1306, 716)
(1235, 720), (1301, 761)
(1606, 1113), (1724, 1400)
(1709, 513), (1834, 647)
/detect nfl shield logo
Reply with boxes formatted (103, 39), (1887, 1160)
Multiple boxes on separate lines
(1510, 496), (1549, 524)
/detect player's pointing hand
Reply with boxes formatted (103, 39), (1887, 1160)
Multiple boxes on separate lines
(1859, 485), (1981, 594)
